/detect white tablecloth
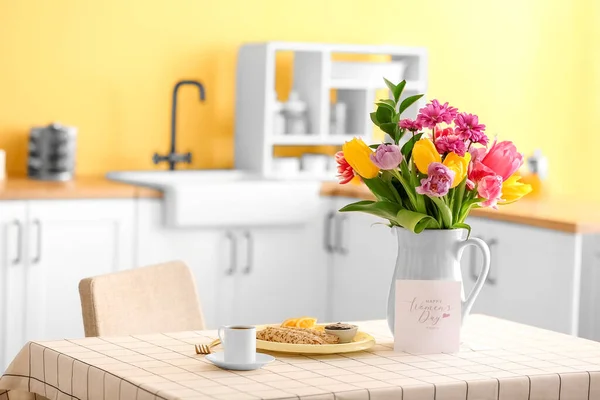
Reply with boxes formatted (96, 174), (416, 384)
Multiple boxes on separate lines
(1, 316), (600, 399)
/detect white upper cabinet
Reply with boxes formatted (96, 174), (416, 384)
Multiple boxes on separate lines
(0, 201), (27, 372)
(234, 42), (428, 179)
(25, 200), (135, 342)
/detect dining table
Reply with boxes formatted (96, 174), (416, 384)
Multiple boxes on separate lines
(1, 315), (600, 400)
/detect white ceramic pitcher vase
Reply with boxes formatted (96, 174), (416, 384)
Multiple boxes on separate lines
(387, 227), (491, 335)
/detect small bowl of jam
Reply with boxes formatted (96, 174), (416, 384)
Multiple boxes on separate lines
(324, 323), (358, 343)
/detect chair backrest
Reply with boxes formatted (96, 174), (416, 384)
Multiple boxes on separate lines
(79, 260), (205, 337)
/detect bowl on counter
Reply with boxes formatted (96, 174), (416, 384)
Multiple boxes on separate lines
(324, 323), (358, 343)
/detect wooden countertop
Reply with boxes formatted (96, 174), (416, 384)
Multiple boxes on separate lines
(321, 181), (600, 234)
(0, 177), (161, 200)
(0, 177), (597, 234)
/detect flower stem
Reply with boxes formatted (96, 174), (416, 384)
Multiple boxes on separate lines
(391, 168), (417, 211)
(452, 178), (466, 223)
(388, 179), (403, 207)
(411, 160), (427, 214)
(448, 188), (455, 215)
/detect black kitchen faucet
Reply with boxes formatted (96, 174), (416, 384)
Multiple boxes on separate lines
(153, 80), (206, 170)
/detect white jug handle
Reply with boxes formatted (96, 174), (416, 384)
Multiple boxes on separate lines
(457, 237), (490, 320)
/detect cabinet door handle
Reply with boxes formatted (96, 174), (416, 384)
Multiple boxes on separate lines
(225, 231), (236, 275)
(485, 238), (498, 285)
(335, 215), (349, 255)
(11, 220), (22, 265)
(32, 219), (42, 264)
(324, 211), (335, 253)
(243, 231), (253, 275)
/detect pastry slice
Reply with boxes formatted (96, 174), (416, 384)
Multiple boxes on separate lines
(285, 327), (340, 344)
(257, 327), (325, 344)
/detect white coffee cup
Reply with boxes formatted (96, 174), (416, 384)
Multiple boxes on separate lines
(218, 325), (256, 364)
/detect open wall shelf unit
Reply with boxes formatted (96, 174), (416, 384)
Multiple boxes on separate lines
(234, 42), (428, 178)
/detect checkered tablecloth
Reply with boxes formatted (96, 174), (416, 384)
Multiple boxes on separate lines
(1, 315), (600, 400)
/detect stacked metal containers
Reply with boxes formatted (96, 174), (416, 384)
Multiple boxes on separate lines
(28, 123), (77, 181)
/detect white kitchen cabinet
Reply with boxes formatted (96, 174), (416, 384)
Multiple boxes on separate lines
(0, 199), (135, 373)
(135, 199), (225, 329)
(226, 224), (328, 327)
(459, 218), (504, 319)
(0, 202), (27, 372)
(136, 199), (328, 329)
(579, 233), (600, 341)
(327, 198), (397, 322)
(462, 217), (581, 334)
(25, 200), (135, 342)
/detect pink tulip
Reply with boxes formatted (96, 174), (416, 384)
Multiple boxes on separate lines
(335, 151), (356, 185)
(468, 158), (494, 183)
(416, 162), (455, 197)
(477, 174), (503, 208)
(480, 140), (523, 181)
(467, 146), (493, 186)
(370, 144), (403, 170)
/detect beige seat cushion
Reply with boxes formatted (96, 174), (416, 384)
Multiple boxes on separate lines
(79, 260), (205, 337)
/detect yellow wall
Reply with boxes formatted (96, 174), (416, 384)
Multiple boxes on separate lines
(0, 0), (591, 196)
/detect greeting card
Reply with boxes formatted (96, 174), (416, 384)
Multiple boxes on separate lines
(394, 280), (461, 354)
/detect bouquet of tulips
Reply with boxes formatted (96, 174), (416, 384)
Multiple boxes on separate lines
(336, 79), (532, 234)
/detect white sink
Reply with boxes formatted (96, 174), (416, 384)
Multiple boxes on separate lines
(107, 170), (257, 186)
(107, 170), (321, 228)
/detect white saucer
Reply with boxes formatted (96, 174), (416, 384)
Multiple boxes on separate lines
(205, 352), (276, 371)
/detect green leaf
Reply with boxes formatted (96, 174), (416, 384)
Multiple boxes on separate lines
(399, 94), (424, 115)
(392, 113), (401, 124)
(452, 222), (472, 238)
(379, 122), (397, 136)
(363, 176), (399, 203)
(394, 80), (407, 103)
(383, 78), (397, 98)
(380, 171), (403, 207)
(459, 197), (483, 223)
(401, 133), (424, 159)
(370, 112), (380, 126)
(369, 144), (380, 149)
(394, 164), (417, 211)
(430, 196), (453, 228)
(339, 200), (402, 224)
(376, 99), (396, 111)
(376, 105), (393, 124)
(396, 209), (440, 233)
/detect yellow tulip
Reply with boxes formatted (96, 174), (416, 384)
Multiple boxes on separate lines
(342, 138), (380, 179)
(413, 138), (441, 174)
(501, 175), (532, 203)
(443, 152), (471, 188)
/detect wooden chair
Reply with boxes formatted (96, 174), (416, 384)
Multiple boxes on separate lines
(79, 260), (205, 337)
